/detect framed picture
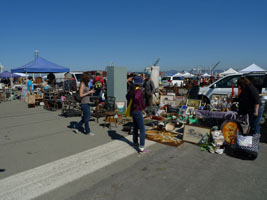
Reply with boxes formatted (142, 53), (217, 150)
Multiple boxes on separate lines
(167, 93), (176, 99)
(115, 101), (126, 115)
(185, 106), (195, 115)
(186, 99), (201, 109)
(160, 95), (174, 107)
(164, 99), (176, 106)
(183, 125), (211, 144)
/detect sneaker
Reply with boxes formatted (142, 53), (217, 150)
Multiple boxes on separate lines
(139, 147), (145, 152)
(74, 129), (81, 134)
(87, 132), (95, 136)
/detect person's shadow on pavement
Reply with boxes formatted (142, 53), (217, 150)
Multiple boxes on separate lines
(67, 121), (85, 134)
(107, 130), (140, 153)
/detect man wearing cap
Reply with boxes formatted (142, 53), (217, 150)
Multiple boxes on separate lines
(143, 73), (155, 116)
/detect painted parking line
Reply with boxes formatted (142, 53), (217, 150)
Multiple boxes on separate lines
(0, 135), (155, 200)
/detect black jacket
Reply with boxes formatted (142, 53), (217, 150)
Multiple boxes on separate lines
(238, 84), (261, 115)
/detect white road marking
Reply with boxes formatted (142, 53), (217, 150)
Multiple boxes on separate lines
(0, 135), (155, 200)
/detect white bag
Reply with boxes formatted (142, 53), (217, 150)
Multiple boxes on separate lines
(237, 134), (253, 147)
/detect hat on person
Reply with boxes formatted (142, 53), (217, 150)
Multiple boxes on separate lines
(133, 76), (144, 85)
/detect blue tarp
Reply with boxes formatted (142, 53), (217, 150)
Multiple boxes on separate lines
(0, 71), (20, 78)
(11, 57), (70, 73)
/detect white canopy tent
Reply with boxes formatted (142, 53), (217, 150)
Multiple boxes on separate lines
(182, 72), (194, 78)
(219, 68), (238, 76)
(173, 72), (183, 77)
(239, 64), (266, 73)
(201, 73), (211, 77)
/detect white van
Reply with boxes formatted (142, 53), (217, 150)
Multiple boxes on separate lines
(198, 72), (267, 104)
(162, 76), (184, 87)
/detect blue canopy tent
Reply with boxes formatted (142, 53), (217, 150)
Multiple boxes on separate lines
(11, 56), (70, 73)
(0, 71), (20, 78)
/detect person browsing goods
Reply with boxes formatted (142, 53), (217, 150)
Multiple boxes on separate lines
(75, 73), (95, 135)
(126, 75), (146, 152)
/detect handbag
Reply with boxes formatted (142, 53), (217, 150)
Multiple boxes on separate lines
(73, 91), (81, 103)
(28, 94), (36, 104)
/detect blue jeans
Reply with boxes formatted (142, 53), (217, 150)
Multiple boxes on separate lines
(132, 111), (146, 147)
(77, 104), (91, 134)
(249, 105), (264, 134)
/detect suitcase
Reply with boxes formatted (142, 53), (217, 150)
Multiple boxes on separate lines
(233, 133), (260, 160)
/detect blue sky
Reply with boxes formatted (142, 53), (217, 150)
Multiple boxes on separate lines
(0, 0), (267, 71)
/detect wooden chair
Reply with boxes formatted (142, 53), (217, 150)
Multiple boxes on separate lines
(104, 96), (117, 129)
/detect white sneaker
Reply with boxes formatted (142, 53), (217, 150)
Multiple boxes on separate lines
(139, 147), (145, 152)
(88, 132), (95, 136)
(74, 129), (81, 134)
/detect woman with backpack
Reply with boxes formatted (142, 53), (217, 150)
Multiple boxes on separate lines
(75, 72), (95, 135)
(126, 76), (146, 152)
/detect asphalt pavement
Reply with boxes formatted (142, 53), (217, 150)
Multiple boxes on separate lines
(0, 100), (267, 200)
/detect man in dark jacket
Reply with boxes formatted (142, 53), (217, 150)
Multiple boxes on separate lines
(143, 73), (155, 115)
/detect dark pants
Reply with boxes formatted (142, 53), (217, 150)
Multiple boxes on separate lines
(145, 94), (153, 115)
(132, 111), (146, 147)
(76, 104), (91, 133)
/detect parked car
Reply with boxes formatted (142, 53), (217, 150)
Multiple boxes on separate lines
(198, 72), (267, 123)
(161, 76), (184, 87)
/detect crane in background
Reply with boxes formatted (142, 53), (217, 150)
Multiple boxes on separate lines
(210, 61), (221, 75)
(145, 58), (160, 73)
(152, 57), (160, 66)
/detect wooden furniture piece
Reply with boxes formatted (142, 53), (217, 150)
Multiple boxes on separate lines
(104, 111), (117, 129)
